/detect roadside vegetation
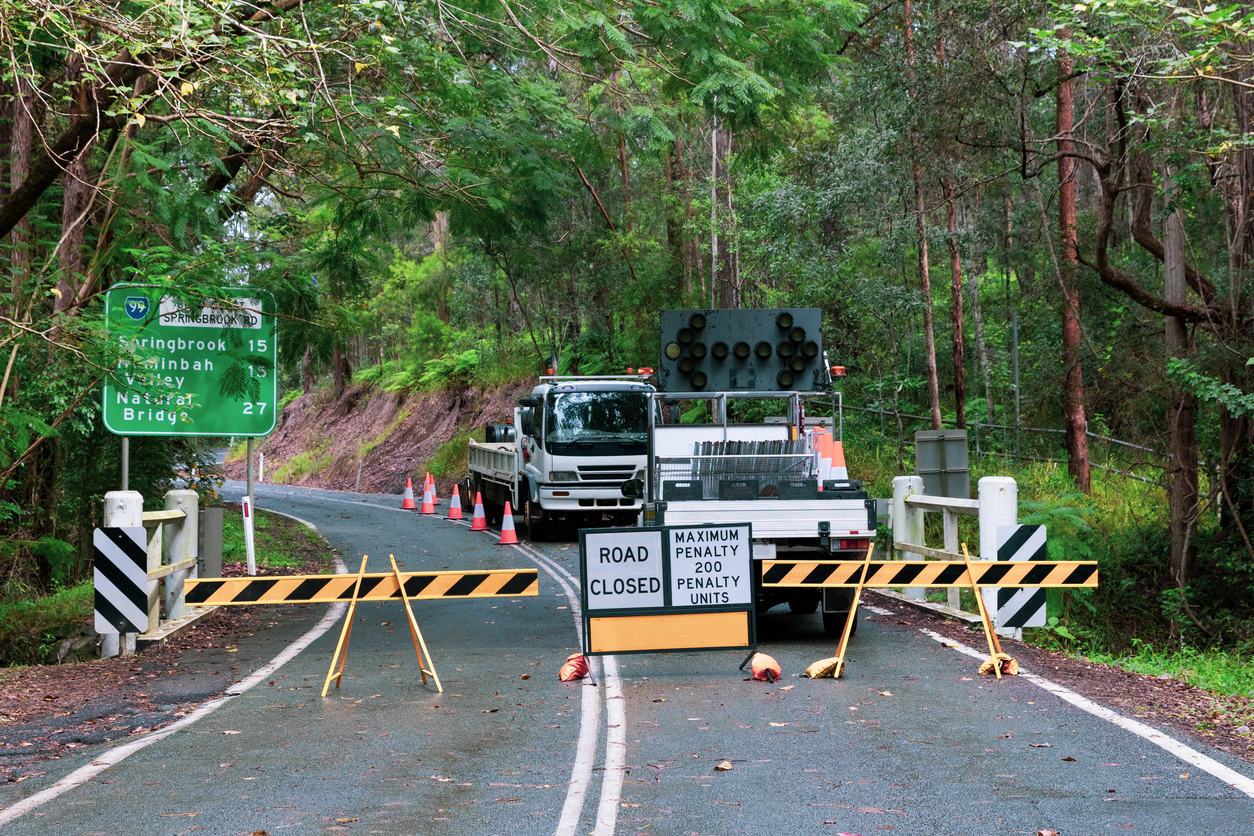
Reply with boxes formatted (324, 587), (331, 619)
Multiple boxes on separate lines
(0, 509), (329, 667)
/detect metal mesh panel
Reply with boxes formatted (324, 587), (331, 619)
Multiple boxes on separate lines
(657, 449), (815, 500)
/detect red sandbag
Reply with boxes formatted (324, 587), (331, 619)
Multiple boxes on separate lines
(750, 652), (781, 683)
(559, 652), (588, 681)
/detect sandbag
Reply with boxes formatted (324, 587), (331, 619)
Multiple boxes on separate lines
(559, 652), (589, 681)
(804, 657), (839, 679)
(978, 652), (1019, 676)
(750, 652), (781, 682)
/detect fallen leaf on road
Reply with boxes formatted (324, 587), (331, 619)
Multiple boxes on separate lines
(1061, 757), (1076, 762)
(1029, 743), (1052, 748)
(779, 685), (795, 691)
(335, 817), (359, 822)
(769, 723), (788, 727)
(219, 763), (233, 768)
(157, 812), (202, 817)
(221, 730), (240, 735)
(652, 698), (667, 702)
(714, 761), (733, 771)
(251, 831), (269, 835)
(878, 690), (893, 696)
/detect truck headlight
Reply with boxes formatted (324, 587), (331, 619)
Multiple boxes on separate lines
(548, 471), (578, 482)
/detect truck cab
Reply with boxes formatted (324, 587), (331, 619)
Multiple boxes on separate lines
(468, 377), (652, 539)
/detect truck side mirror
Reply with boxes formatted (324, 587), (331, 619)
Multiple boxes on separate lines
(620, 479), (644, 499)
(519, 408), (535, 437)
(518, 395), (541, 407)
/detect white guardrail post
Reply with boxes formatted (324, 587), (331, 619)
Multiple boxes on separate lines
(977, 476), (1018, 629)
(164, 489), (198, 620)
(891, 475), (926, 600)
(101, 490), (144, 658)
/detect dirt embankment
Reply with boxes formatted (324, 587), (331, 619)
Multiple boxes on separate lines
(224, 382), (530, 495)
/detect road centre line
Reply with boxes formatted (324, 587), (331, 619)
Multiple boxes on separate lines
(918, 628), (1254, 799)
(0, 547), (348, 826)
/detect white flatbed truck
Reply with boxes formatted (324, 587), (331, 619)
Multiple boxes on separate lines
(623, 389), (875, 636)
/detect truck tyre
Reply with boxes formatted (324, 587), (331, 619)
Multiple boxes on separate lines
(822, 605), (859, 637)
(525, 500), (546, 542)
(788, 592), (819, 614)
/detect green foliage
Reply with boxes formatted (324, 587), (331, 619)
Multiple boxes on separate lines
(221, 508), (333, 571)
(424, 431), (473, 483)
(0, 582), (93, 666)
(271, 442), (335, 484)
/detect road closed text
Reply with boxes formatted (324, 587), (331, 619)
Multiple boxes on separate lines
(583, 531), (665, 610)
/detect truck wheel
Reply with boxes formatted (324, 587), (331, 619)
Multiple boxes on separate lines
(525, 500), (546, 542)
(788, 593), (819, 614)
(822, 605), (859, 637)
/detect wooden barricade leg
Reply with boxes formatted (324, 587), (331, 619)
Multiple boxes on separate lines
(833, 543), (875, 678)
(962, 543), (1003, 680)
(322, 555), (369, 697)
(390, 554), (443, 693)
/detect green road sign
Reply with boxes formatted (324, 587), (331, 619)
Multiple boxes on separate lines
(103, 285), (277, 437)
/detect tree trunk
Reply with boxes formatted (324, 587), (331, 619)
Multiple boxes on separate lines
(967, 247), (995, 424)
(943, 179), (966, 429)
(56, 57), (97, 313)
(1057, 50), (1091, 493)
(302, 345), (315, 393)
(714, 125), (738, 309)
(1164, 176), (1199, 583)
(8, 76), (34, 316)
(332, 345), (346, 400)
(666, 141), (686, 301)
(904, 0), (941, 429)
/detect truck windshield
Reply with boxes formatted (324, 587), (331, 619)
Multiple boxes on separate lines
(544, 391), (648, 453)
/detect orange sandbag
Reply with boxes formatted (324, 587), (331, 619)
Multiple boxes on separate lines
(559, 652), (589, 681)
(750, 652), (781, 683)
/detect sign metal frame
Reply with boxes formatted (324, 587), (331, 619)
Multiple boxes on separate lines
(579, 523), (756, 657)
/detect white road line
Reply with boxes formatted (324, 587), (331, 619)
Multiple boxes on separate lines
(0, 555), (349, 826)
(233, 484), (625, 834)
(919, 628), (1254, 798)
(594, 654), (626, 836)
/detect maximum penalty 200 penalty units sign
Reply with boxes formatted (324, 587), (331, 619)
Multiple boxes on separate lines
(579, 523), (755, 657)
(103, 285), (277, 436)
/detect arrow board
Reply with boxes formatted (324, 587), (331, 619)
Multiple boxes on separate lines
(94, 527), (149, 634)
(994, 524), (1047, 629)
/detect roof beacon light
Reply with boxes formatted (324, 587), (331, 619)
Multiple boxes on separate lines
(832, 365), (847, 378)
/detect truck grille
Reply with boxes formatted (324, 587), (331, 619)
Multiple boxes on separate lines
(576, 465), (637, 482)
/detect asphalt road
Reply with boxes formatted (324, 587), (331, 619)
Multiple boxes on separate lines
(4, 481), (1254, 835)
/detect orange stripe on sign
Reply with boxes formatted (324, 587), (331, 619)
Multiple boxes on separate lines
(588, 611), (750, 654)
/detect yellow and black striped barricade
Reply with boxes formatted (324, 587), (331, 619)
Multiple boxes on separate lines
(763, 558), (1097, 680)
(761, 560), (1097, 590)
(185, 562), (538, 696)
(185, 567), (539, 605)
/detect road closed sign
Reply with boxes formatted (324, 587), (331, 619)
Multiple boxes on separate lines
(584, 529), (665, 610)
(580, 524), (755, 658)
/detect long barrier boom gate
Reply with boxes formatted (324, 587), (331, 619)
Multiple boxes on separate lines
(763, 554), (1098, 679)
(186, 559), (539, 695)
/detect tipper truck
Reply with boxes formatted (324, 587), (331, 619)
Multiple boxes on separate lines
(467, 376), (654, 540)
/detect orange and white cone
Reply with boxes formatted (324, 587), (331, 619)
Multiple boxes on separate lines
(420, 479), (435, 514)
(498, 501), (518, 544)
(471, 492), (488, 530)
(427, 473), (439, 505)
(401, 478), (417, 510)
(447, 484), (464, 520)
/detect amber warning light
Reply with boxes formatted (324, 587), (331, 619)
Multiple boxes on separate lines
(831, 366), (847, 378)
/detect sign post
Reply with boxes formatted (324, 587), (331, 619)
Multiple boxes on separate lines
(580, 524), (754, 659)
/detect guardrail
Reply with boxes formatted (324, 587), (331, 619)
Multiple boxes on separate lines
(101, 489), (202, 657)
(890, 475), (1017, 627)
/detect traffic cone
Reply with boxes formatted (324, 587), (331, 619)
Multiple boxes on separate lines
(447, 484), (464, 519)
(401, 478), (417, 510)
(498, 501), (518, 544)
(420, 479), (435, 514)
(427, 473), (439, 505)
(471, 492), (488, 530)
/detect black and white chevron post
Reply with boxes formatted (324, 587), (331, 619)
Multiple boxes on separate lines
(94, 527), (150, 634)
(994, 524), (1048, 629)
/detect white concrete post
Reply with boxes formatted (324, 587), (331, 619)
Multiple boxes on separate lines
(164, 489), (198, 620)
(891, 475), (926, 600)
(977, 476), (1018, 626)
(102, 491), (143, 658)
(943, 508), (960, 610)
